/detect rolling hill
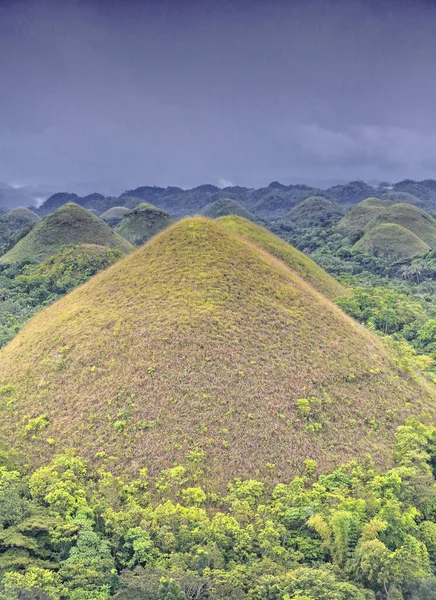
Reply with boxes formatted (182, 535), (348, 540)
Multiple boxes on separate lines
(0, 203), (133, 264)
(0, 207), (41, 248)
(201, 198), (256, 221)
(217, 215), (347, 299)
(100, 206), (131, 227)
(0, 217), (432, 488)
(354, 223), (431, 262)
(288, 196), (343, 227)
(115, 203), (173, 245)
(381, 190), (422, 207)
(367, 203), (436, 248)
(337, 197), (387, 239)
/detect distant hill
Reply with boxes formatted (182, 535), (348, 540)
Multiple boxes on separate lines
(251, 186), (323, 219)
(337, 198), (388, 239)
(381, 190), (422, 207)
(0, 217), (432, 486)
(368, 203), (436, 248)
(0, 207), (41, 249)
(354, 223), (431, 262)
(288, 196), (343, 228)
(326, 181), (376, 207)
(392, 180), (436, 210)
(218, 215), (347, 299)
(202, 198), (256, 220)
(0, 203), (133, 264)
(35, 178), (436, 220)
(115, 203), (173, 245)
(100, 206), (131, 227)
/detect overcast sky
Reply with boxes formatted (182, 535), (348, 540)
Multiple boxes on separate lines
(2, 0), (436, 192)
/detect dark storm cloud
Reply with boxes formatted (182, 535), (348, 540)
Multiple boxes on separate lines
(2, 0), (436, 191)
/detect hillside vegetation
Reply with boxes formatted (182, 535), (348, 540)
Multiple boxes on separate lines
(201, 198), (256, 221)
(0, 244), (123, 346)
(0, 203), (133, 263)
(217, 215), (347, 299)
(115, 203), (173, 245)
(0, 218), (433, 488)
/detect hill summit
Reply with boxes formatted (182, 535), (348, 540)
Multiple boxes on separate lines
(0, 207), (41, 248)
(0, 203), (133, 263)
(115, 202), (173, 245)
(0, 218), (433, 487)
(202, 198), (256, 221)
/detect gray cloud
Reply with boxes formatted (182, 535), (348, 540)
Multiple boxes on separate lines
(2, 0), (436, 191)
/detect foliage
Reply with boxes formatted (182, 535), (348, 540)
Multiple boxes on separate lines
(0, 244), (123, 347)
(0, 418), (432, 598)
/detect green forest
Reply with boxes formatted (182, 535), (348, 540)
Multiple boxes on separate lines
(0, 418), (434, 600)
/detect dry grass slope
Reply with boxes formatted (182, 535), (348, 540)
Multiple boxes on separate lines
(0, 203), (133, 263)
(0, 218), (433, 488)
(355, 223), (430, 262)
(217, 215), (347, 299)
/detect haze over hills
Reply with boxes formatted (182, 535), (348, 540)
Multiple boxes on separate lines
(5, 178), (436, 221)
(0, 203), (133, 264)
(0, 217), (433, 488)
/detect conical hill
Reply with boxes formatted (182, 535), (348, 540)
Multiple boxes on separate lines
(202, 198), (256, 221)
(0, 203), (133, 263)
(0, 218), (433, 487)
(217, 216), (347, 299)
(355, 223), (430, 262)
(115, 203), (173, 245)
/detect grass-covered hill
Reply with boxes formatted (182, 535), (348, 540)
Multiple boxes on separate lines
(337, 197), (387, 239)
(115, 203), (173, 245)
(100, 206), (131, 227)
(0, 217), (433, 487)
(0, 207), (41, 249)
(0, 203), (133, 264)
(218, 216), (347, 299)
(354, 223), (431, 262)
(288, 196), (344, 227)
(368, 203), (436, 248)
(201, 198), (256, 221)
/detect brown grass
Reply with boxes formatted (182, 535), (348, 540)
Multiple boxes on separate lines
(0, 218), (433, 489)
